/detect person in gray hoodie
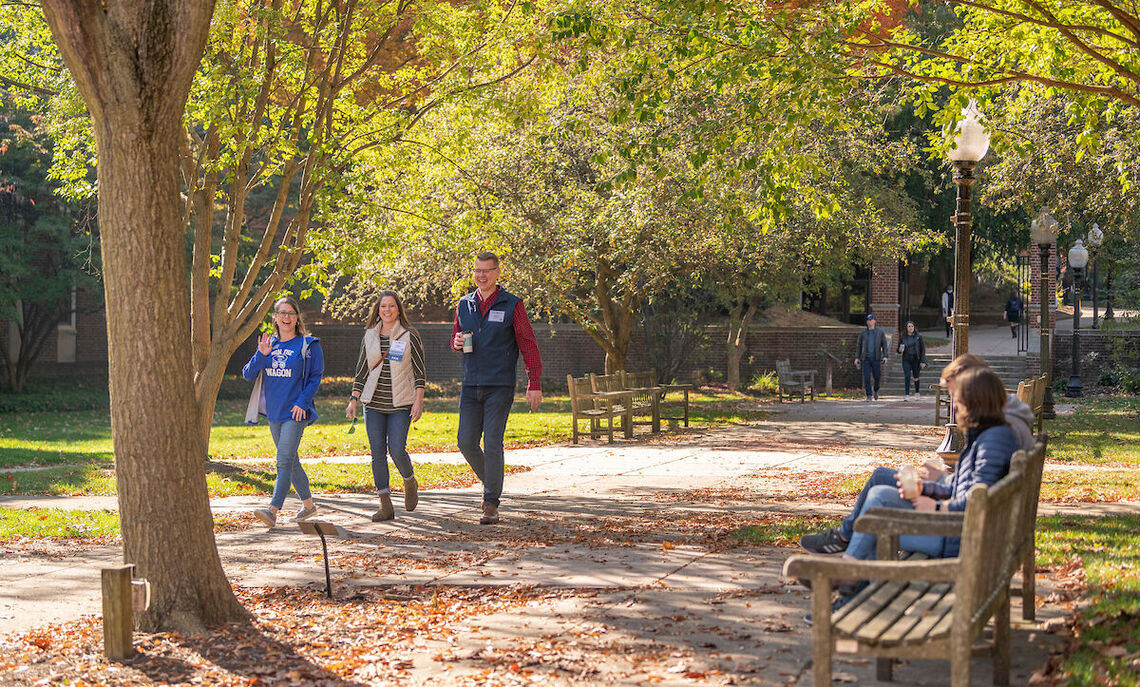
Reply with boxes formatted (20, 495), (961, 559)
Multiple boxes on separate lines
(854, 314), (888, 401)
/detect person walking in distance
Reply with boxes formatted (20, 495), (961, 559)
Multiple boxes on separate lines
(1003, 292), (1023, 340)
(855, 313), (888, 401)
(243, 296), (324, 527)
(347, 290), (426, 522)
(941, 285), (954, 337)
(897, 320), (927, 401)
(452, 252), (543, 524)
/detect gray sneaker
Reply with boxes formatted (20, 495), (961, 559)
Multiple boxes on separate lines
(800, 527), (849, 555)
(291, 505), (318, 522)
(254, 508), (276, 527)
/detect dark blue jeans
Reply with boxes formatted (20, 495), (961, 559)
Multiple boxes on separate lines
(364, 407), (415, 495)
(457, 384), (515, 507)
(862, 356), (882, 398)
(902, 358), (921, 395)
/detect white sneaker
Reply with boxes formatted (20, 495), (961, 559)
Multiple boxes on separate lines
(904, 394), (911, 401)
(915, 391), (922, 399)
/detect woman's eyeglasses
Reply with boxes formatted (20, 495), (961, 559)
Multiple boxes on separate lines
(274, 310), (298, 317)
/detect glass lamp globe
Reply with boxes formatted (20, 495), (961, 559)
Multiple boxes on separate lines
(948, 99), (991, 163)
(1030, 210), (1060, 245)
(1088, 222), (1104, 249)
(1068, 239), (1090, 270)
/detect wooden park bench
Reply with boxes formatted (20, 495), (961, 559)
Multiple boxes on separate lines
(589, 373), (637, 440)
(784, 452), (1031, 687)
(620, 370), (663, 433)
(647, 370), (693, 428)
(1015, 374), (1048, 436)
(776, 359), (816, 403)
(932, 382), (951, 426)
(567, 374), (628, 444)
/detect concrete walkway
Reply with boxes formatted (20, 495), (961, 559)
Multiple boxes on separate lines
(1, 387), (1121, 685)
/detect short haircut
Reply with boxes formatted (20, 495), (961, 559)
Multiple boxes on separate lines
(954, 367), (1007, 429)
(475, 251), (499, 267)
(940, 353), (988, 383)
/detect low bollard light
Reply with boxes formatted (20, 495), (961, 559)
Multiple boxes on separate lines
(298, 520), (341, 599)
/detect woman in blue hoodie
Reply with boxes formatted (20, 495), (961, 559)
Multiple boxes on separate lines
(242, 295), (325, 527)
(842, 365), (1017, 561)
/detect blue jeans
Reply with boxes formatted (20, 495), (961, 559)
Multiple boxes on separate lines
(839, 467), (898, 539)
(862, 356), (882, 398)
(457, 385), (515, 507)
(902, 358), (921, 395)
(365, 407), (415, 494)
(268, 419), (312, 509)
(845, 484), (945, 560)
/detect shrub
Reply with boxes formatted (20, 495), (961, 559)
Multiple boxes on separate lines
(749, 370), (778, 394)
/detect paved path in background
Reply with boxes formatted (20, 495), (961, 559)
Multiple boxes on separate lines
(3, 367), (1134, 685)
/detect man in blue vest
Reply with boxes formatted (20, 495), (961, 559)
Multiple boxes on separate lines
(451, 252), (544, 524)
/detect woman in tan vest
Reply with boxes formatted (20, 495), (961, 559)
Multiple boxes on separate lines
(346, 290), (426, 521)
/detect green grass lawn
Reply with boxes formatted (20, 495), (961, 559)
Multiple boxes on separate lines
(1048, 394), (1140, 467)
(0, 390), (770, 470)
(0, 460), (491, 497)
(1036, 513), (1140, 685)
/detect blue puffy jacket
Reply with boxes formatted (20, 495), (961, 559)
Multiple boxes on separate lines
(923, 423), (1017, 557)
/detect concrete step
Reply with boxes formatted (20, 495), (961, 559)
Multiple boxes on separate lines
(914, 354), (1027, 388)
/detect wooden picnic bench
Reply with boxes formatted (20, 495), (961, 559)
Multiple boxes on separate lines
(567, 374), (628, 444)
(785, 451), (1031, 687)
(776, 359), (816, 403)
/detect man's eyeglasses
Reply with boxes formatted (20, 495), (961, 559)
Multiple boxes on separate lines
(473, 268), (498, 275)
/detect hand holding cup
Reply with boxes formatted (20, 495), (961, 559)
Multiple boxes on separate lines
(897, 465), (920, 502)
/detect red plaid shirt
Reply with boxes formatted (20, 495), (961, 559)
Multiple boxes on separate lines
(452, 287), (543, 391)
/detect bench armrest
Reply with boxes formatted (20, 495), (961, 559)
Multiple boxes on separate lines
(783, 554), (960, 584)
(854, 508), (966, 538)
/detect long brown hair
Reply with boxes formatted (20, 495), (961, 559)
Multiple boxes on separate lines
(954, 367), (1007, 429)
(271, 295), (307, 338)
(366, 290), (411, 331)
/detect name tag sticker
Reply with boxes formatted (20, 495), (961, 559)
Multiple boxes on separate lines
(388, 340), (407, 362)
(488, 309), (506, 323)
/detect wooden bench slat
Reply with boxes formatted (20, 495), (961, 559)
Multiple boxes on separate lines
(852, 581), (936, 644)
(882, 583), (955, 645)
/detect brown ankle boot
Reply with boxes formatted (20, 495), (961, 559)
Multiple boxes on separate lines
(479, 503), (499, 525)
(371, 493), (395, 522)
(403, 476), (419, 512)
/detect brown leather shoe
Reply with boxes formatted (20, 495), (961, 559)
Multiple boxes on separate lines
(403, 476), (419, 512)
(479, 503), (499, 525)
(371, 493), (395, 522)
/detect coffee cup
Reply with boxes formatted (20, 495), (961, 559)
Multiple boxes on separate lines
(898, 465), (919, 501)
(462, 332), (473, 353)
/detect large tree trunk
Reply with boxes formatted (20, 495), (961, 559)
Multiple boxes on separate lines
(41, 0), (244, 632)
(726, 300), (758, 391)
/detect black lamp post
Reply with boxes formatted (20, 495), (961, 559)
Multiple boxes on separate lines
(937, 100), (990, 461)
(1030, 210), (1059, 419)
(1087, 223), (1103, 328)
(1066, 239), (1089, 398)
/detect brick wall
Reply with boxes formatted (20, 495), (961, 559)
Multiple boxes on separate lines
(870, 259), (899, 333)
(226, 322), (870, 390)
(1049, 330), (1140, 385)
